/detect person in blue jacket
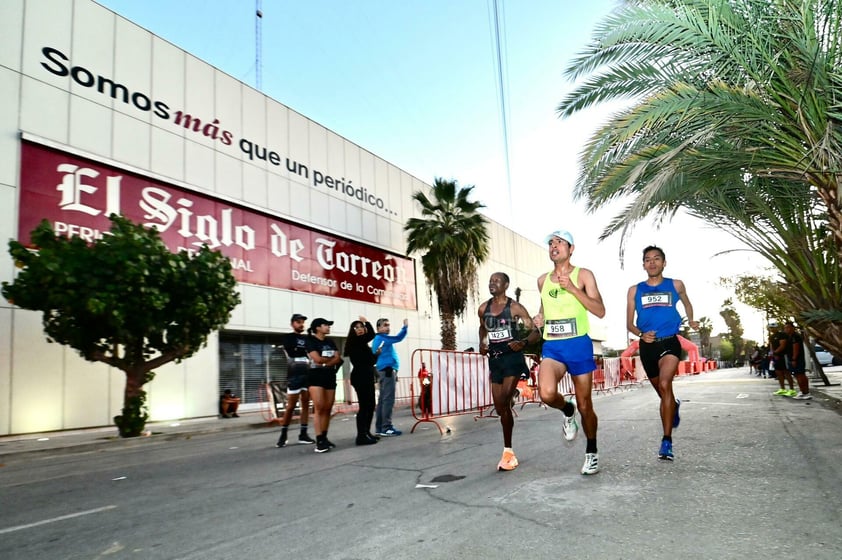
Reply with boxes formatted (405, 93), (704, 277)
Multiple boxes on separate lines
(372, 318), (408, 436)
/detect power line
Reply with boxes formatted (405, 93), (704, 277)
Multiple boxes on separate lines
(490, 0), (512, 223)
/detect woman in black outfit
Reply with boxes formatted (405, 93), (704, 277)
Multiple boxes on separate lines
(344, 316), (380, 445)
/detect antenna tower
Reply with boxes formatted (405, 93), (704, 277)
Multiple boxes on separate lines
(255, 1), (263, 91)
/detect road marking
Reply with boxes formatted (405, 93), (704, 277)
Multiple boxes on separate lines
(737, 393), (749, 399)
(415, 484), (438, 489)
(0, 505), (117, 535)
(685, 401), (747, 406)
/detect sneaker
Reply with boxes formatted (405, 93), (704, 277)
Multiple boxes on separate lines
(793, 392), (813, 400)
(673, 399), (681, 429)
(276, 432), (287, 448)
(658, 439), (674, 461)
(773, 388), (789, 396)
(562, 413), (578, 442)
(356, 434), (378, 445)
(298, 433), (316, 444)
(785, 389), (798, 397)
(497, 450), (519, 471)
(382, 427), (402, 436)
(314, 440), (330, 453)
(581, 452), (599, 475)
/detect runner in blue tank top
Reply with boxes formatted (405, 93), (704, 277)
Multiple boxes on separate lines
(626, 246), (698, 462)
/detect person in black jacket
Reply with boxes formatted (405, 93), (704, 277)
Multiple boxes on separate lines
(344, 316), (380, 445)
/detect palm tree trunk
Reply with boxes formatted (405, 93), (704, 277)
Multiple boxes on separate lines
(440, 311), (457, 350)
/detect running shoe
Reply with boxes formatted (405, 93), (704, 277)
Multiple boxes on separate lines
(562, 412), (579, 442)
(673, 398), (681, 429)
(581, 452), (599, 475)
(497, 450), (519, 471)
(793, 392), (813, 400)
(773, 389), (789, 396)
(381, 426), (402, 436)
(658, 439), (674, 461)
(298, 433), (316, 444)
(276, 432), (287, 448)
(314, 440), (330, 453)
(785, 389), (798, 397)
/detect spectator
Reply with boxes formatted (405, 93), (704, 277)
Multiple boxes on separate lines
(276, 313), (315, 447)
(784, 321), (812, 400)
(219, 389), (240, 418)
(307, 318), (344, 453)
(344, 316), (379, 445)
(373, 318), (409, 437)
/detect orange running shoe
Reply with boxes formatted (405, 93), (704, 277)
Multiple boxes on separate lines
(517, 379), (533, 400)
(497, 450), (519, 471)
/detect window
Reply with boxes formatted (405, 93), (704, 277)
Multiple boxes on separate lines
(219, 332), (289, 404)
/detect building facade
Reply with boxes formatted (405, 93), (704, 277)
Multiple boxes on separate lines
(0, 0), (553, 436)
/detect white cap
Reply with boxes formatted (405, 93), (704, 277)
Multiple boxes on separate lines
(544, 229), (574, 245)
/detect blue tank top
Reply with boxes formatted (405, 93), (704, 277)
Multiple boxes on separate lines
(634, 278), (681, 336)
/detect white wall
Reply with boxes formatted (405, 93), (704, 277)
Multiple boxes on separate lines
(0, 0), (547, 435)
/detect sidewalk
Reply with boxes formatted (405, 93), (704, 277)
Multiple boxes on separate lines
(2, 367), (840, 462)
(0, 403), (426, 462)
(0, 411), (274, 462)
(807, 366), (842, 410)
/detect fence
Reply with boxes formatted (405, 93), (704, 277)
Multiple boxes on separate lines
(257, 351), (717, 428)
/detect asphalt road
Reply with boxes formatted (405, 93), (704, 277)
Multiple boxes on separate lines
(2, 368), (841, 560)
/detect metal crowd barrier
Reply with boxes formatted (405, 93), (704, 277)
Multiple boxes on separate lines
(258, 353), (717, 429)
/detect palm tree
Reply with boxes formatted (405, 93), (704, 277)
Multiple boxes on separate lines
(555, 0), (842, 357)
(698, 316), (713, 357)
(405, 178), (490, 349)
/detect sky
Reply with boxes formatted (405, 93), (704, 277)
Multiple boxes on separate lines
(97, 0), (768, 349)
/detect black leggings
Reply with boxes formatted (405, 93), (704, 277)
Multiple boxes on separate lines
(351, 367), (376, 436)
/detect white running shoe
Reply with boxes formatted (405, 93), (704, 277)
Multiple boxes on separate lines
(581, 452), (599, 475)
(562, 413), (579, 442)
(793, 392), (813, 400)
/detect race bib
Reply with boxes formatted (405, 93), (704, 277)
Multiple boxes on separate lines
(640, 291), (672, 308)
(322, 350), (336, 357)
(545, 318), (578, 339)
(488, 327), (513, 342)
(293, 357), (309, 363)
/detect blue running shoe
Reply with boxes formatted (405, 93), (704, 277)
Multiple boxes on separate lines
(673, 399), (681, 429)
(658, 439), (674, 461)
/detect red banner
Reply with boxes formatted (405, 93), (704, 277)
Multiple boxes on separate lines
(18, 141), (417, 310)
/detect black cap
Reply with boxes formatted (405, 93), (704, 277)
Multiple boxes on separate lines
(310, 318), (333, 329)
(290, 313), (307, 323)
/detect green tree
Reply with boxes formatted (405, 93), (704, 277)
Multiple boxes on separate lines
(405, 178), (490, 349)
(697, 316), (713, 357)
(2, 216), (241, 437)
(718, 337), (735, 363)
(721, 274), (794, 328)
(555, 0), (842, 359)
(720, 298), (745, 364)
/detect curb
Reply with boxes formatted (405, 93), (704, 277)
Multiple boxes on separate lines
(0, 420), (273, 463)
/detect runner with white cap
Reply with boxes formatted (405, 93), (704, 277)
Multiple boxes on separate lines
(534, 229), (606, 475)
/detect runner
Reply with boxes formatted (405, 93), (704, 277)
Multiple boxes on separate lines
(626, 245), (698, 461)
(534, 229), (605, 475)
(478, 272), (538, 471)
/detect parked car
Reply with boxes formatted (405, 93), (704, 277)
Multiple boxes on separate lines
(814, 345), (833, 367)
